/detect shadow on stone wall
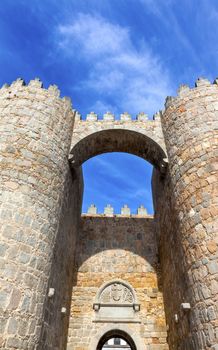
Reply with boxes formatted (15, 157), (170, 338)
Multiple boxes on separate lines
(72, 215), (163, 293)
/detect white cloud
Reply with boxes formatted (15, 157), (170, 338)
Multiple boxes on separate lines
(56, 13), (173, 116)
(59, 14), (129, 57)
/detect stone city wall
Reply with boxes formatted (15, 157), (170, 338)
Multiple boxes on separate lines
(67, 211), (169, 350)
(0, 76), (217, 350)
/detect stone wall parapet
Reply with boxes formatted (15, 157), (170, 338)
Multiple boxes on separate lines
(75, 110), (161, 122)
(164, 77), (218, 109)
(85, 204), (151, 217)
(0, 78), (72, 109)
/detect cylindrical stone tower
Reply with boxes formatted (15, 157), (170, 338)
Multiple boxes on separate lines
(0, 79), (79, 349)
(156, 78), (218, 349)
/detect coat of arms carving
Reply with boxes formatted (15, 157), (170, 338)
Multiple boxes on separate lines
(93, 280), (140, 322)
(100, 282), (134, 304)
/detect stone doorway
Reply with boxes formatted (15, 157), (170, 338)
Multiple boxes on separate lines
(97, 331), (136, 350)
(102, 337), (131, 350)
(89, 326), (145, 350)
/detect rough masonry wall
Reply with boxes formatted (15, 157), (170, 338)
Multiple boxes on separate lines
(67, 215), (169, 350)
(38, 168), (83, 350)
(0, 79), (82, 349)
(152, 169), (188, 349)
(1, 75), (217, 350)
(153, 79), (218, 349)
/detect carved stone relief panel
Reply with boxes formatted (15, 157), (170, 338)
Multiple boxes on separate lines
(100, 282), (134, 304)
(93, 280), (140, 323)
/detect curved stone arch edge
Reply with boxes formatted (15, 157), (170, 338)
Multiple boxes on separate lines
(89, 324), (146, 350)
(94, 279), (139, 304)
(69, 128), (168, 173)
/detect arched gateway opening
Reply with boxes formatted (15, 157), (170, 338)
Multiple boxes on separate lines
(97, 330), (136, 350)
(89, 325), (145, 350)
(65, 120), (169, 350)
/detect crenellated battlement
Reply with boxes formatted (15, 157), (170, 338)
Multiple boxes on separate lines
(164, 77), (218, 109)
(74, 110), (161, 122)
(82, 204), (151, 217)
(2, 76), (217, 120)
(0, 78), (72, 108)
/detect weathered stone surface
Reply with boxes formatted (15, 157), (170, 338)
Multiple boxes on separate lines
(153, 79), (218, 350)
(67, 215), (168, 350)
(0, 80), (82, 349)
(0, 77), (217, 349)
(69, 112), (167, 173)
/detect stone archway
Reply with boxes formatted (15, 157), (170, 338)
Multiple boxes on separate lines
(70, 117), (168, 173)
(89, 325), (145, 350)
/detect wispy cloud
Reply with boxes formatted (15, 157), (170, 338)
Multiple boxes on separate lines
(139, 0), (174, 14)
(139, 0), (203, 77)
(85, 155), (150, 191)
(56, 13), (173, 116)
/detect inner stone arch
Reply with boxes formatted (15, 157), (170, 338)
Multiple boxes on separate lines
(96, 329), (138, 350)
(88, 324), (147, 350)
(69, 128), (167, 173)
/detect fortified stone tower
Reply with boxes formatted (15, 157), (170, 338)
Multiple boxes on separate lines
(0, 78), (217, 350)
(153, 78), (218, 349)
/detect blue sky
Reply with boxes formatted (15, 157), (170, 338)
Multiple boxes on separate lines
(1, 0), (218, 214)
